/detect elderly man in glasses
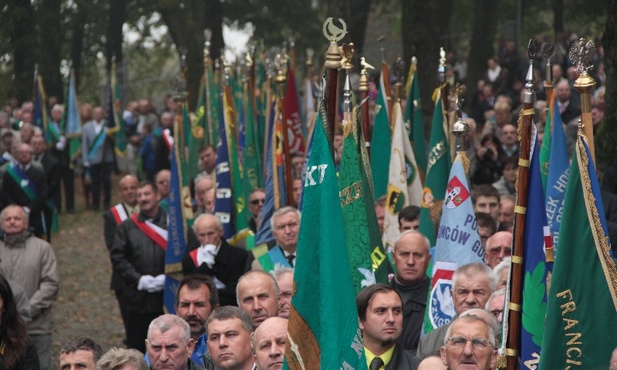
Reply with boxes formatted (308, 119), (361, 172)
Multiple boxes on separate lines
(252, 206), (301, 273)
(485, 231), (512, 269)
(440, 315), (497, 370)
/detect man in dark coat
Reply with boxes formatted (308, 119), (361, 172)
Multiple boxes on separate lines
(32, 135), (59, 241)
(183, 214), (253, 306)
(0, 143), (47, 238)
(110, 181), (166, 353)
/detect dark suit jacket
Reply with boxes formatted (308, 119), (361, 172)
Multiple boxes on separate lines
(38, 151), (60, 202)
(560, 102), (581, 127)
(386, 345), (420, 370)
(0, 163), (47, 236)
(104, 204), (133, 292)
(183, 239), (254, 306)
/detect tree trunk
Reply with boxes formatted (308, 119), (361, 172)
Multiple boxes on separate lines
(37, 0), (64, 102)
(158, 0), (224, 109)
(204, 0), (224, 61)
(106, 0), (126, 74)
(403, 0), (441, 128)
(70, 2), (88, 91)
(466, 0), (500, 106)
(599, 0), (617, 171)
(345, 0), (373, 69)
(9, 0), (37, 103)
(552, 0), (564, 35)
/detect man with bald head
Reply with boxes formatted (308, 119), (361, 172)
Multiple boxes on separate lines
(155, 169), (171, 212)
(104, 174), (140, 339)
(485, 231), (512, 268)
(183, 214), (253, 306)
(417, 262), (496, 358)
(390, 230), (431, 353)
(236, 271), (280, 328)
(253, 317), (287, 370)
(1, 142), (47, 238)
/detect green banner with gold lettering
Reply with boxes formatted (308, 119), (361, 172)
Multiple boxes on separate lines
(338, 107), (389, 295)
(538, 131), (617, 369)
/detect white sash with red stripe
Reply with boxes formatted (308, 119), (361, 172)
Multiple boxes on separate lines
(110, 204), (129, 225)
(131, 213), (168, 250)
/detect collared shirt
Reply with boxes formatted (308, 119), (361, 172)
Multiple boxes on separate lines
(93, 120), (104, 135)
(364, 346), (395, 370)
(123, 203), (139, 216)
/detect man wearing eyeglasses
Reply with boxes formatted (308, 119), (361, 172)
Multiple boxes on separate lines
(248, 189), (266, 233)
(485, 231), (512, 268)
(440, 315), (497, 370)
(356, 284), (420, 370)
(253, 206), (301, 272)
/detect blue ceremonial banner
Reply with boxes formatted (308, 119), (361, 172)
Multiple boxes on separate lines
(64, 71), (81, 136)
(34, 75), (47, 134)
(164, 117), (194, 314)
(255, 101), (284, 245)
(519, 127), (553, 366)
(545, 101), (569, 250)
(214, 96), (234, 239)
(426, 154), (483, 333)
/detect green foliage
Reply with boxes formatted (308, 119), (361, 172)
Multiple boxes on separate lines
(522, 261), (547, 347)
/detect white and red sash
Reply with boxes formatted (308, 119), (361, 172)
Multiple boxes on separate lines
(110, 204), (129, 225)
(131, 213), (168, 250)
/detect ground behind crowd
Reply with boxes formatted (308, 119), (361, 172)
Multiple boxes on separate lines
(50, 175), (125, 366)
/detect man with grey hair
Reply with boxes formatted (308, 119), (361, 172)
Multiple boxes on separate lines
(236, 270), (280, 328)
(96, 348), (148, 370)
(146, 314), (203, 370)
(271, 267), (293, 319)
(183, 214), (253, 306)
(440, 315), (497, 370)
(252, 206), (301, 272)
(417, 262), (496, 359)
(485, 289), (506, 324)
(206, 306), (255, 370)
(459, 308), (501, 346)
(390, 230), (431, 353)
(0, 205), (59, 370)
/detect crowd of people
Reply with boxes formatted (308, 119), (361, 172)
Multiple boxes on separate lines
(0, 33), (616, 370)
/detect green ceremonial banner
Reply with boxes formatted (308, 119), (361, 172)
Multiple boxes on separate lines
(404, 62), (427, 180)
(187, 76), (207, 179)
(538, 131), (617, 370)
(243, 82), (263, 191)
(418, 91), (451, 246)
(223, 89), (248, 232)
(370, 71), (392, 199)
(284, 104), (367, 370)
(539, 98), (553, 192)
(338, 107), (389, 295)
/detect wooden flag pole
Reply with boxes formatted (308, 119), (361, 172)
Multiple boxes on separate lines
(322, 17), (346, 140)
(505, 40), (537, 370)
(359, 57), (374, 157)
(571, 38), (597, 166)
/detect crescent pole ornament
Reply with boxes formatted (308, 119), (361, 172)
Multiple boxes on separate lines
(322, 17), (347, 42)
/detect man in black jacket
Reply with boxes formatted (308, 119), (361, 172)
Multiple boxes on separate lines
(356, 284), (419, 370)
(103, 175), (139, 343)
(0, 142), (47, 238)
(32, 135), (59, 241)
(390, 231), (431, 354)
(183, 214), (253, 306)
(111, 181), (166, 353)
